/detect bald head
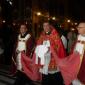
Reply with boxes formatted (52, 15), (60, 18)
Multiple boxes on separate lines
(77, 23), (85, 35)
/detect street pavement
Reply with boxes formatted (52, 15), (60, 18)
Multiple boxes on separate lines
(0, 65), (41, 85)
(0, 65), (15, 85)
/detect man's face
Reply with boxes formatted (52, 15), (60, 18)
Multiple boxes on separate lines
(20, 25), (27, 34)
(43, 22), (51, 33)
(77, 23), (85, 35)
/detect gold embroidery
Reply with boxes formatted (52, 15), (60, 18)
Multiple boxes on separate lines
(48, 56), (57, 71)
(55, 45), (58, 50)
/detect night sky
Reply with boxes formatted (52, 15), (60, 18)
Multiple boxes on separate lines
(48, 0), (85, 21)
(68, 0), (85, 21)
(0, 0), (85, 21)
(38, 0), (85, 21)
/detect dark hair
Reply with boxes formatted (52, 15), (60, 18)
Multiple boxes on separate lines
(78, 19), (85, 24)
(42, 20), (50, 24)
(20, 23), (27, 28)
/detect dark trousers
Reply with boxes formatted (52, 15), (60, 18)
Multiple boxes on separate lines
(13, 71), (35, 85)
(42, 72), (64, 85)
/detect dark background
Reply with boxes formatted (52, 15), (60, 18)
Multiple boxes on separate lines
(0, 0), (85, 22)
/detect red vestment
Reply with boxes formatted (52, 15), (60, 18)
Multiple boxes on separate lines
(36, 26), (66, 69)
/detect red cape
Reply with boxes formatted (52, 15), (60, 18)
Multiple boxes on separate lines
(21, 53), (42, 81)
(21, 26), (66, 81)
(21, 46), (80, 85)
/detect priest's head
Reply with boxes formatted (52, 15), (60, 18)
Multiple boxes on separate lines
(20, 24), (27, 34)
(77, 22), (85, 35)
(43, 21), (51, 34)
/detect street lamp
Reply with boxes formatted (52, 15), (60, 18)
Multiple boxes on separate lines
(2, 20), (6, 23)
(75, 23), (77, 25)
(71, 28), (75, 31)
(67, 19), (71, 23)
(36, 12), (41, 16)
(52, 17), (56, 20)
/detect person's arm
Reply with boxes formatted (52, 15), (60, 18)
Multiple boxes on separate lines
(26, 35), (36, 58)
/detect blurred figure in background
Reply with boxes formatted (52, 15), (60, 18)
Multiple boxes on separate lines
(0, 38), (4, 64)
(58, 28), (67, 52)
(67, 31), (77, 54)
